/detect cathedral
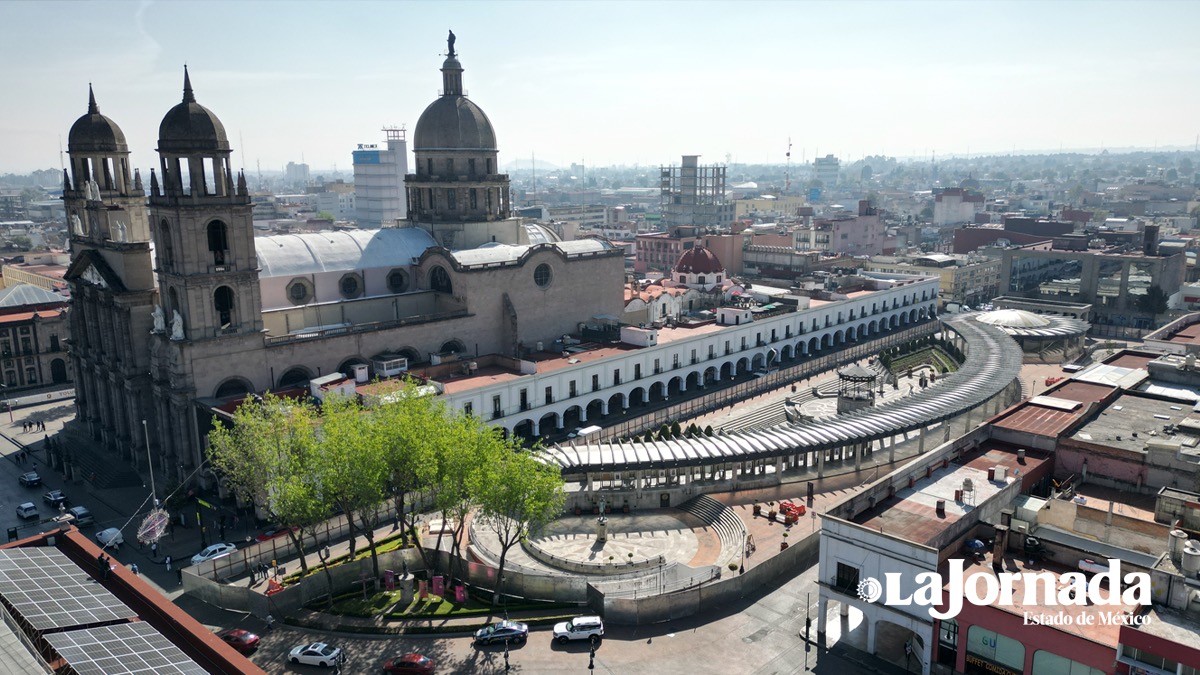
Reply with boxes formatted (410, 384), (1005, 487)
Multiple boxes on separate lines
(63, 35), (625, 486)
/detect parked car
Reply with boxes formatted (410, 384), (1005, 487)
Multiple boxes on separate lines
(19, 471), (40, 487)
(474, 620), (529, 645)
(254, 526), (298, 543)
(383, 653), (435, 674)
(288, 642), (345, 668)
(64, 506), (94, 527)
(96, 527), (123, 550)
(216, 628), (261, 654)
(552, 615), (604, 644)
(43, 489), (69, 507)
(15, 502), (38, 519)
(191, 542), (237, 565)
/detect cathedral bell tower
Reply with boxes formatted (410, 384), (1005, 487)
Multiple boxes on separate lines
(148, 68), (262, 341)
(62, 85), (157, 456)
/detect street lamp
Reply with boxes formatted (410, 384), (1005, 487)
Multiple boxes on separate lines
(141, 420), (157, 507)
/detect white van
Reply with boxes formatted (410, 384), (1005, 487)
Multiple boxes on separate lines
(569, 425), (602, 439)
(553, 615), (604, 643)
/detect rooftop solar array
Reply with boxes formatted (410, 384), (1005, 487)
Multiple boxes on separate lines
(0, 548), (137, 631)
(44, 622), (206, 675)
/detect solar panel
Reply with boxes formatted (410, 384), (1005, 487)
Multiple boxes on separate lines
(44, 621), (207, 675)
(0, 548), (137, 630)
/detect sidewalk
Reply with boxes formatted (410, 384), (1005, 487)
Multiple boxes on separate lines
(286, 602), (571, 636)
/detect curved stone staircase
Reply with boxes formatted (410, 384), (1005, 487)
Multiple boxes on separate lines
(677, 495), (745, 569)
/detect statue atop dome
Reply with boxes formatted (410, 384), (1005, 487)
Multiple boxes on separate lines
(447, 30), (456, 57)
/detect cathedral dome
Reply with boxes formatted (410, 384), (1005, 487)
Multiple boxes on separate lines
(158, 68), (229, 153)
(675, 246), (724, 275)
(68, 86), (128, 153)
(412, 55), (497, 151)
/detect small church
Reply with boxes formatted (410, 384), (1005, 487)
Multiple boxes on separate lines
(63, 34), (625, 486)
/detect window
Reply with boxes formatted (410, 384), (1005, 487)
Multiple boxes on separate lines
(288, 280), (310, 304)
(834, 563), (859, 594)
(20, 338), (30, 354)
(591, 374), (599, 391)
(534, 263), (552, 288)
(159, 221), (174, 268)
(446, 158), (454, 175)
(430, 267), (453, 294)
(519, 389), (528, 411)
(492, 395), (502, 419)
(463, 402), (473, 417)
(634, 364), (642, 380)
(387, 269), (409, 293)
(569, 381), (577, 397)
(468, 158), (476, 175)
(49, 335), (59, 352)
(214, 286), (235, 329)
(207, 220), (228, 265)
(426, 158), (433, 176)
(544, 386), (553, 404)
(24, 368), (35, 384)
(447, 188), (457, 210)
(470, 188), (478, 210)
(339, 273), (363, 299)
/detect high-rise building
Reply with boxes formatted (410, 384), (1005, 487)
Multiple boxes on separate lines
(284, 161), (310, 186)
(659, 155), (731, 230)
(814, 154), (839, 188)
(353, 127), (408, 227)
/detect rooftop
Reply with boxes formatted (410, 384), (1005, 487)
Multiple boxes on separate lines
(1069, 391), (1200, 456)
(991, 380), (1116, 438)
(852, 443), (1048, 546)
(1131, 606), (1200, 651)
(953, 557), (1137, 648)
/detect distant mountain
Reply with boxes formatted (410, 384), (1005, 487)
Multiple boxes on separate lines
(504, 158), (561, 172)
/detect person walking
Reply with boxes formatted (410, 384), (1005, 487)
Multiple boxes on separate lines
(164, 555), (172, 572)
(265, 614), (275, 632)
(150, 542), (157, 559)
(130, 563), (139, 575)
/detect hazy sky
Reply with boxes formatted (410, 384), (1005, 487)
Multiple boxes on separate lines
(4, 1), (1199, 175)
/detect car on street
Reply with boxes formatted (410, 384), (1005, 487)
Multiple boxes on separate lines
(19, 471), (40, 487)
(254, 526), (297, 543)
(552, 615), (604, 644)
(43, 490), (69, 507)
(96, 527), (123, 550)
(191, 542), (237, 565)
(62, 506), (94, 527)
(474, 620), (529, 645)
(383, 653), (435, 674)
(216, 628), (261, 654)
(16, 502), (37, 519)
(288, 642), (345, 668)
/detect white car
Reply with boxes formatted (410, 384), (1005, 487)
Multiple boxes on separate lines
(191, 542), (237, 565)
(288, 642), (345, 668)
(552, 615), (605, 643)
(96, 527), (124, 549)
(16, 502), (37, 519)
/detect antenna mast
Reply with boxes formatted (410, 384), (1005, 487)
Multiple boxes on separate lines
(785, 137), (793, 194)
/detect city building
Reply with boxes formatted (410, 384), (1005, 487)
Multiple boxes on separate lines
(1, 251), (70, 292)
(352, 127), (408, 227)
(284, 161), (310, 186)
(313, 179), (356, 221)
(0, 283), (71, 389)
(660, 155), (732, 230)
(63, 37), (625, 487)
(863, 253), (1001, 307)
(933, 187), (985, 226)
(814, 154), (840, 188)
(794, 200), (887, 256)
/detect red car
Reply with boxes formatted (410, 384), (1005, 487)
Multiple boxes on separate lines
(216, 628), (261, 654)
(254, 526), (297, 543)
(384, 653), (435, 674)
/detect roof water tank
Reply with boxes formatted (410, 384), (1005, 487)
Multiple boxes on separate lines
(352, 364), (369, 384)
(995, 466), (1008, 481)
(1170, 529), (1189, 565)
(1182, 543), (1200, 577)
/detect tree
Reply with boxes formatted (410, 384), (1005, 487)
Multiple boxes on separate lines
(370, 382), (440, 567)
(8, 236), (31, 250)
(475, 447), (565, 607)
(429, 414), (493, 581)
(316, 395), (390, 583)
(207, 394), (325, 581)
(316, 211), (336, 222)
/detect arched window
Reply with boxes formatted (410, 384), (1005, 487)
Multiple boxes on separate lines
(440, 340), (465, 355)
(207, 220), (228, 265)
(158, 220), (174, 268)
(387, 269), (409, 294)
(168, 287), (180, 317)
(697, 275), (706, 285)
(430, 267), (453, 294)
(534, 263), (552, 288)
(214, 286), (235, 329)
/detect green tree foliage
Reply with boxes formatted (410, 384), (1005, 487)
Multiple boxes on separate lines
(207, 394), (325, 580)
(475, 447), (566, 606)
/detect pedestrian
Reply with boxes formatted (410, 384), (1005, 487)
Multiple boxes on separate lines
(265, 614), (274, 632)
(176, 568), (183, 585)
(130, 563), (139, 575)
(150, 542), (157, 559)
(165, 555), (172, 572)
